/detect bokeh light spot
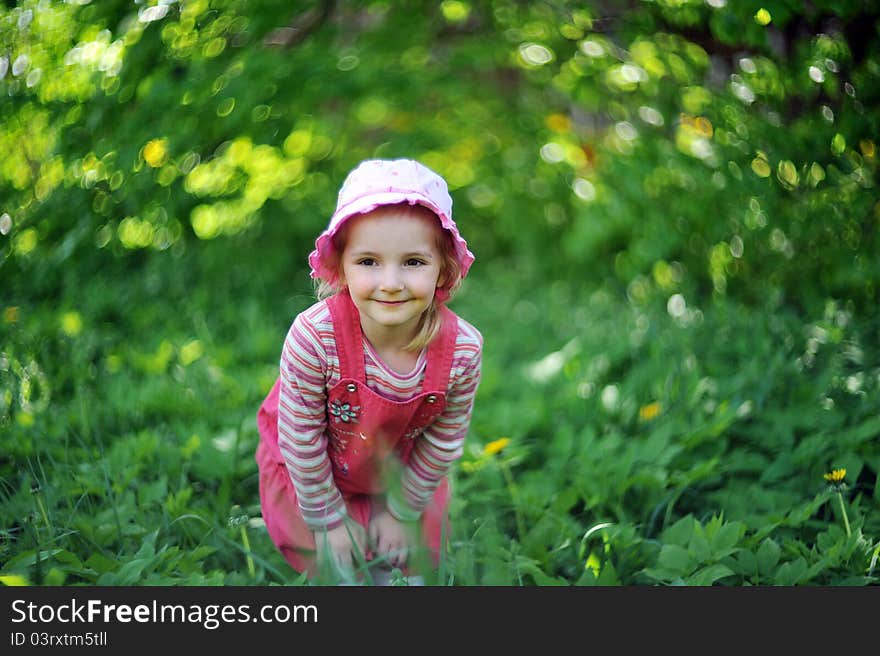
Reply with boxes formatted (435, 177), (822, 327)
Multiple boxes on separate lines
(751, 156), (771, 178)
(61, 311), (82, 337)
(573, 178), (596, 201)
(441, 1), (470, 23)
(14, 228), (38, 256)
(217, 97), (235, 117)
(519, 43), (554, 67)
(143, 138), (169, 168)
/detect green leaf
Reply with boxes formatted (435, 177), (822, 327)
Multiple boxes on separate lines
(761, 453), (795, 483)
(4, 548), (65, 570)
(733, 549), (757, 577)
(516, 561), (568, 586)
(596, 561), (620, 585)
(641, 567), (680, 584)
(137, 476), (168, 506)
(688, 528), (711, 564)
(657, 544), (695, 575)
(756, 538), (781, 577)
(189, 546), (218, 561)
(685, 564), (736, 586)
(709, 522), (745, 556)
(84, 553), (119, 574)
(817, 526), (845, 555)
(575, 568), (599, 586)
(785, 492), (829, 527)
(661, 515), (695, 547)
(839, 416), (880, 447)
(98, 558), (153, 585)
(836, 576), (873, 586)
(775, 557), (808, 585)
(0, 574), (30, 586)
(48, 549), (83, 569)
(44, 568), (68, 586)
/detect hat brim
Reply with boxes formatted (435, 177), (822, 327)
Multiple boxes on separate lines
(308, 191), (475, 283)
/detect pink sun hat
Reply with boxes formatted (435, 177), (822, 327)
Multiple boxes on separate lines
(308, 158), (475, 286)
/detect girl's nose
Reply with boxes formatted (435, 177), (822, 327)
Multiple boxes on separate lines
(379, 268), (404, 291)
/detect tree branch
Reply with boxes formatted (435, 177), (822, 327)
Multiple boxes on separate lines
(263, 0), (336, 49)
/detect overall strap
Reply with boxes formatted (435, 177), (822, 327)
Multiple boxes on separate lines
(422, 305), (459, 393)
(326, 290), (366, 382)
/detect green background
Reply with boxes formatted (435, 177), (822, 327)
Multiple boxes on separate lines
(1, 0), (878, 585)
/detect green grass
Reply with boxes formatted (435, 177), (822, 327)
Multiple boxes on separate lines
(1, 241), (877, 586)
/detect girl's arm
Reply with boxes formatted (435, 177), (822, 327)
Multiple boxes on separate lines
(277, 310), (348, 530)
(387, 325), (483, 522)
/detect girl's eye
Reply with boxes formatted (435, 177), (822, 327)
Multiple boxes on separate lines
(357, 258), (376, 266)
(406, 258), (426, 267)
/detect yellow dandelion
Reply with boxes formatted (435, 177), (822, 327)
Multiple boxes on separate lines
(639, 401), (662, 421)
(483, 437), (511, 456)
(823, 468), (846, 484)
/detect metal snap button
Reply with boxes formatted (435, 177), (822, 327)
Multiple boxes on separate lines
(426, 394), (437, 404)
(346, 383), (357, 393)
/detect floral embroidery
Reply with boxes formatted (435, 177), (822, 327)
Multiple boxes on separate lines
(330, 399), (360, 423)
(329, 425), (358, 454)
(402, 425), (424, 441)
(330, 432), (349, 455)
(329, 432), (351, 475)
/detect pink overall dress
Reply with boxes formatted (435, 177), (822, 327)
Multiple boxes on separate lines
(255, 290), (458, 576)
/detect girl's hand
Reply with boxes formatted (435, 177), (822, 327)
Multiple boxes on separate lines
(314, 520), (367, 576)
(368, 509), (413, 568)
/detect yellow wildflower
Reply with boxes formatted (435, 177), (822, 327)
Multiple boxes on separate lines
(823, 468), (846, 484)
(483, 437), (511, 456)
(639, 401), (662, 421)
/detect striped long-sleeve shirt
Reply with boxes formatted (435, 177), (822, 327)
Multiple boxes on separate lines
(277, 299), (483, 530)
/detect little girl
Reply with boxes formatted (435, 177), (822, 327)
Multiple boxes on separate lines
(255, 158), (482, 584)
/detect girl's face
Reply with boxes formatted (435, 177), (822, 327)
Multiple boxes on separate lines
(339, 206), (443, 345)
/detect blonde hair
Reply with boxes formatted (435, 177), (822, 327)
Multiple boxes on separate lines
(314, 203), (462, 351)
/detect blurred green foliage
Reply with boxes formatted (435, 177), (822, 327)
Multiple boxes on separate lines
(1, 0), (877, 585)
